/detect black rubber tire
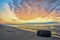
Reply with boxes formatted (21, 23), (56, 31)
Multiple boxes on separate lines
(37, 30), (51, 37)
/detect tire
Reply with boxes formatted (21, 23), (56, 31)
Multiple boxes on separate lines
(37, 30), (51, 37)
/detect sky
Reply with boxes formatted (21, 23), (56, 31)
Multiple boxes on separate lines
(0, 0), (60, 11)
(0, 0), (60, 13)
(0, 0), (60, 24)
(0, 0), (9, 11)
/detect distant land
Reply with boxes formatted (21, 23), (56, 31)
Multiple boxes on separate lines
(25, 22), (59, 24)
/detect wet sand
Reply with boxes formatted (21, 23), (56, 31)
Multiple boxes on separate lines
(0, 24), (60, 40)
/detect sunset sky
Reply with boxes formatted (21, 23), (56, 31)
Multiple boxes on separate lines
(0, 0), (60, 24)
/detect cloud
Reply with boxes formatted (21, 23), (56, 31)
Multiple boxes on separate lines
(0, 0), (60, 23)
(0, 4), (18, 19)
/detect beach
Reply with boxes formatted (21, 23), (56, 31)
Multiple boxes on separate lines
(0, 24), (60, 40)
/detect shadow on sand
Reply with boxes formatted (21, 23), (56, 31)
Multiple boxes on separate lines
(0, 24), (60, 40)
